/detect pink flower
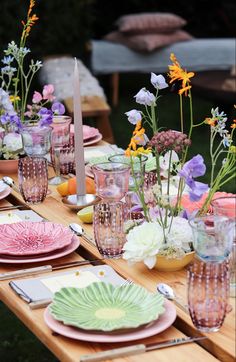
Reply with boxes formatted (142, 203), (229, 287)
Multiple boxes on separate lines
(32, 91), (42, 103)
(42, 84), (55, 101)
(178, 191), (235, 214)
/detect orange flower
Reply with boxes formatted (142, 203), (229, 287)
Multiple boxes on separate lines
(168, 53), (194, 96)
(230, 120), (236, 128)
(204, 117), (216, 126)
(21, 0), (39, 38)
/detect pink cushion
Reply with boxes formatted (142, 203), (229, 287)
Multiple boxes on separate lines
(104, 30), (193, 52)
(116, 12), (187, 34)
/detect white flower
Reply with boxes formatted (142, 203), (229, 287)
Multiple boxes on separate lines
(123, 221), (164, 269)
(165, 216), (193, 251)
(159, 150), (180, 178)
(3, 132), (23, 152)
(134, 88), (156, 106)
(125, 109), (142, 125)
(150, 73), (168, 90)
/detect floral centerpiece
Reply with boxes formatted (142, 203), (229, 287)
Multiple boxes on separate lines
(0, 0), (65, 160)
(122, 54), (236, 269)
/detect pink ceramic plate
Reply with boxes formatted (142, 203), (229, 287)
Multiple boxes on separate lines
(70, 125), (100, 141)
(83, 133), (102, 146)
(0, 235), (80, 263)
(85, 164), (94, 179)
(44, 299), (176, 343)
(0, 221), (75, 256)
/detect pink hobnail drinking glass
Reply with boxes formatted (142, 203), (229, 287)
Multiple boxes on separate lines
(18, 156), (48, 204)
(93, 201), (128, 258)
(211, 196), (236, 298)
(187, 260), (229, 332)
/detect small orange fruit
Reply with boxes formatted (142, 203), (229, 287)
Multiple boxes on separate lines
(56, 180), (69, 196)
(68, 176), (96, 195)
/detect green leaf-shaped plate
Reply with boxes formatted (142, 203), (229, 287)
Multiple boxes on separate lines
(49, 282), (165, 332)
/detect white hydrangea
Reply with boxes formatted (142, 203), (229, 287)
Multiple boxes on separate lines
(3, 132), (23, 152)
(165, 216), (193, 251)
(123, 221), (164, 269)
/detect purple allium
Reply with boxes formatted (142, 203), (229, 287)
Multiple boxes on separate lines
(148, 130), (191, 154)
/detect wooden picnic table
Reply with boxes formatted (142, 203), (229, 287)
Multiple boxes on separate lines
(0, 159), (235, 362)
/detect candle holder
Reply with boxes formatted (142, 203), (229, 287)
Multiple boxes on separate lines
(61, 193), (100, 210)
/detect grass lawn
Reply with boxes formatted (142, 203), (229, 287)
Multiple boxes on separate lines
(0, 72), (234, 361)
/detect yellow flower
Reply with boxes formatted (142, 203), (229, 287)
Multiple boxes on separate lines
(10, 95), (20, 102)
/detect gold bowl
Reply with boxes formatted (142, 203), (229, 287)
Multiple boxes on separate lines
(155, 251), (195, 272)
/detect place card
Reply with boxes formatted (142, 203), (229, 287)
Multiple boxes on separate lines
(0, 213), (22, 224)
(41, 271), (100, 293)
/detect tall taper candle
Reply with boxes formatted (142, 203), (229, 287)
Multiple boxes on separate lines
(73, 58), (86, 196)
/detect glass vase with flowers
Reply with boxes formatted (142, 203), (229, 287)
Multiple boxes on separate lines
(0, 0), (65, 164)
(122, 54), (236, 270)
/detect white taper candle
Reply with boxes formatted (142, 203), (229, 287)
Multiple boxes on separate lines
(73, 58), (86, 196)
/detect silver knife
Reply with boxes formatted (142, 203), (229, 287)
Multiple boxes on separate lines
(0, 259), (104, 281)
(80, 336), (207, 362)
(0, 205), (27, 211)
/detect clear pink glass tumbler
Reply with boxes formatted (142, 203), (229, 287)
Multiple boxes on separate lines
(187, 260), (229, 332)
(91, 162), (130, 201)
(18, 156), (48, 204)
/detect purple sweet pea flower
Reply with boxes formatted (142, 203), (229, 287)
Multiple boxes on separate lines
(51, 102), (65, 115)
(150, 73), (168, 90)
(38, 107), (53, 126)
(179, 154), (206, 179)
(178, 154), (208, 201)
(188, 180), (209, 201)
(0, 113), (22, 128)
(125, 109), (142, 125)
(134, 88), (156, 106)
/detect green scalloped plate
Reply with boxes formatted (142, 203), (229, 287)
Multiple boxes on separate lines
(49, 282), (165, 332)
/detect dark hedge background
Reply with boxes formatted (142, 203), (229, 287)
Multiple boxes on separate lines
(0, 0), (235, 63)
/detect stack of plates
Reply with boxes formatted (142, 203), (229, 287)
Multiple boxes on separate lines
(70, 125), (102, 146)
(44, 282), (177, 343)
(0, 221), (80, 264)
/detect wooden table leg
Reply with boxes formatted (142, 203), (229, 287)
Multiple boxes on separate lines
(96, 113), (114, 144)
(111, 72), (119, 107)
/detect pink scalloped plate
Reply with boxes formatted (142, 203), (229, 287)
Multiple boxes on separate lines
(44, 299), (176, 343)
(0, 234), (80, 263)
(0, 221), (75, 256)
(83, 133), (102, 146)
(70, 125), (100, 141)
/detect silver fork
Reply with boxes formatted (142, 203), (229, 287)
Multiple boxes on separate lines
(120, 279), (133, 287)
